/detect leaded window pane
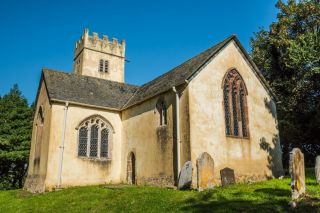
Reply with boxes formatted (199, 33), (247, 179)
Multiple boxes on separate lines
(232, 82), (239, 136)
(101, 128), (109, 158)
(240, 92), (247, 137)
(78, 127), (88, 156)
(90, 125), (98, 157)
(223, 83), (231, 135)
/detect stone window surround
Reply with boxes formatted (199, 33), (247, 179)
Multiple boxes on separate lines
(76, 115), (114, 161)
(222, 68), (250, 139)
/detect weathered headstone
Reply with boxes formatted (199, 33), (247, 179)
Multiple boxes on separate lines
(196, 152), (215, 191)
(178, 161), (192, 190)
(289, 148), (305, 200)
(220, 167), (235, 186)
(315, 156), (320, 184)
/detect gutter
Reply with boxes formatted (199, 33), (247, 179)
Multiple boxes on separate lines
(51, 99), (120, 112)
(57, 101), (69, 188)
(172, 86), (181, 180)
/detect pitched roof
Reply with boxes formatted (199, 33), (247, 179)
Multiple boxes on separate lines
(122, 35), (236, 108)
(40, 35), (276, 110)
(42, 69), (139, 110)
(122, 35), (277, 108)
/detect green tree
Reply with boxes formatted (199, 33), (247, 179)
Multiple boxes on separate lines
(0, 84), (33, 189)
(251, 0), (320, 166)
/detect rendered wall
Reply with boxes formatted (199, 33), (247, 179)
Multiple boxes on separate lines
(188, 41), (283, 187)
(24, 80), (52, 193)
(44, 104), (122, 190)
(121, 87), (191, 187)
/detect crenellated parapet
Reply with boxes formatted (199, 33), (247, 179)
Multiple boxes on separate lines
(74, 28), (126, 59)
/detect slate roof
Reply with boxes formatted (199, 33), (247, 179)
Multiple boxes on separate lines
(42, 69), (139, 110)
(122, 35), (235, 108)
(41, 35), (276, 110)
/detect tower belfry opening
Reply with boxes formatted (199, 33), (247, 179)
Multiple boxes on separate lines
(73, 28), (126, 82)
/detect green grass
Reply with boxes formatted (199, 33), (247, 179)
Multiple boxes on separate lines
(0, 169), (319, 213)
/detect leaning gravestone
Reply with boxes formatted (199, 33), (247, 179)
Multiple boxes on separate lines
(220, 167), (235, 186)
(178, 161), (192, 190)
(196, 152), (215, 191)
(315, 156), (320, 184)
(289, 148), (305, 200)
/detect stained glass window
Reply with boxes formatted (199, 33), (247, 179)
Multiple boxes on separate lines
(223, 70), (248, 138)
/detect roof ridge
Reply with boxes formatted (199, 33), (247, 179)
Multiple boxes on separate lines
(43, 68), (140, 88)
(137, 35), (235, 88)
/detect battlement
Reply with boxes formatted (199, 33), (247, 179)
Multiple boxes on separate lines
(74, 28), (126, 59)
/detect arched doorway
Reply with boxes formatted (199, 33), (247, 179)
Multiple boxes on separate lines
(127, 152), (136, 184)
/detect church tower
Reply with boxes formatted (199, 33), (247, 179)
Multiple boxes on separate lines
(73, 28), (125, 82)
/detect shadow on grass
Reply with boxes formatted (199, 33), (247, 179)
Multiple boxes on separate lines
(180, 188), (319, 213)
(254, 188), (290, 197)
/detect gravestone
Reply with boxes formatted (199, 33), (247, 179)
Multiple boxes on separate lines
(178, 161), (192, 190)
(220, 167), (235, 186)
(315, 156), (320, 184)
(289, 148), (305, 200)
(196, 152), (215, 191)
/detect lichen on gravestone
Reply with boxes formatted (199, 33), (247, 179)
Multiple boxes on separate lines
(196, 152), (215, 191)
(178, 161), (192, 190)
(289, 148), (305, 200)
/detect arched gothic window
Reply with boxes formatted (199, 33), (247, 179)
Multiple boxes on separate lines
(223, 69), (249, 138)
(77, 116), (113, 159)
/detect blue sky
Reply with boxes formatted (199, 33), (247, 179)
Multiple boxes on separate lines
(0, 0), (278, 104)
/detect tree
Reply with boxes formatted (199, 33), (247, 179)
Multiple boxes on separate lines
(251, 0), (320, 166)
(0, 84), (33, 189)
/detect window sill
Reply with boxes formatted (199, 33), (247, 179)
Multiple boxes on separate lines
(78, 156), (111, 162)
(226, 135), (250, 140)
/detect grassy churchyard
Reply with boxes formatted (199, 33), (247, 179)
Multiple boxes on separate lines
(0, 168), (319, 213)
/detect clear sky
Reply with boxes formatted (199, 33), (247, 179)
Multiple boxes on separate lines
(0, 0), (278, 104)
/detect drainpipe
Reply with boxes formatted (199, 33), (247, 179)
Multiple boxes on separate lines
(57, 101), (69, 188)
(172, 87), (180, 178)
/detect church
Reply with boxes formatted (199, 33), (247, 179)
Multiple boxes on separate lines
(24, 29), (283, 193)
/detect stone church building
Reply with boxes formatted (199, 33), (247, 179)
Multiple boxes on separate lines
(24, 29), (283, 193)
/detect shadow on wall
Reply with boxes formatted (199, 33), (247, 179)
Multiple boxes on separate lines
(259, 135), (284, 178)
(264, 97), (277, 120)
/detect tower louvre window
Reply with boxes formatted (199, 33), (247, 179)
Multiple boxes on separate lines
(98, 59), (109, 73)
(104, 60), (109, 73)
(99, 59), (104, 72)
